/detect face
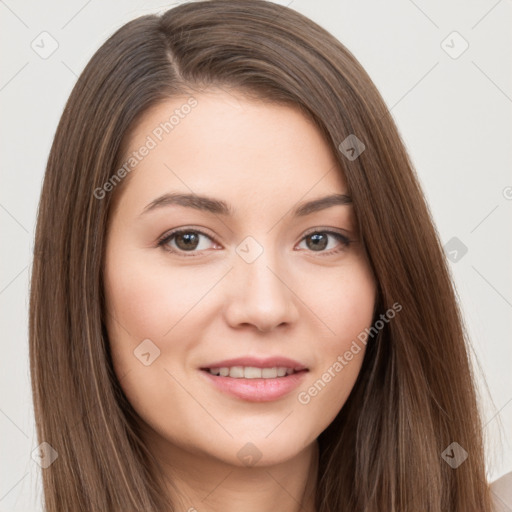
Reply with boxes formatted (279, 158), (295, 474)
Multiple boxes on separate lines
(103, 88), (376, 469)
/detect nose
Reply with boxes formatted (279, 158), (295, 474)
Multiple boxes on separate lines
(223, 249), (300, 333)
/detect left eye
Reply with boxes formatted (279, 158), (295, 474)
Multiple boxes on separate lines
(157, 229), (350, 257)
(297, 231), (350, 254)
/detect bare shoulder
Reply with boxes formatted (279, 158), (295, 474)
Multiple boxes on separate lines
(490, 471), (512, 512)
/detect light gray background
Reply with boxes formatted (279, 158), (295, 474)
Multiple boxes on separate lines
(1, 0), (511, 510)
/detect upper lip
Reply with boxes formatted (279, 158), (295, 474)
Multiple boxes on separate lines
(200, 356), (308, 371)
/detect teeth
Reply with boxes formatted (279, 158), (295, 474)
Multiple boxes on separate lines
(207, 366), (296, 378)
(262, 367), (277, 378)
(229, 366), (244, 378)
(244, 367), (262, 379)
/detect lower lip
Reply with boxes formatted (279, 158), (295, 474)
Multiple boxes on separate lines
(200, 370), (308, 402)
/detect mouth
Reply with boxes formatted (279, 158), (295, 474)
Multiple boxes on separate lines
(199, 362), (309, 402)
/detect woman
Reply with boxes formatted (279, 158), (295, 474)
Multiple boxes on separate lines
(29, 1), (508, 510)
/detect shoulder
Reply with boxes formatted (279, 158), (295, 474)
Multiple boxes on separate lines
(490, 471), (512, 511)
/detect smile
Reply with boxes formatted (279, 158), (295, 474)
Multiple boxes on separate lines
(200, 367), (308, 402)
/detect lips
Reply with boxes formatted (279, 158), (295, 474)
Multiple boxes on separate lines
(199, 356), (309, 402)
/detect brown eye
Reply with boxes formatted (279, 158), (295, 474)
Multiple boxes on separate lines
(158, 229), (216, 256)
(305, 233), (329, 251)
(298, 231), (351, 255)
(174, 232), (201, 251)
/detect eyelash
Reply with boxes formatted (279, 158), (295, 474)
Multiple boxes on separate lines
(156, 228), (352, 258)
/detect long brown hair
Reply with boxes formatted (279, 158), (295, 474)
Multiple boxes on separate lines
(29, 1), (493, 510)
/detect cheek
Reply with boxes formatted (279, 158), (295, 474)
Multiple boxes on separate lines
(294, 258), (376, 421)
(305, 255), (376, 346)
(102, 247), (232, 408)
(104, 250), (225, 344)
(102, 250), (214, 435)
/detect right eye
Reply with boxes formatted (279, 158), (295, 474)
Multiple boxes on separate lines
(157, 229), (220, 257)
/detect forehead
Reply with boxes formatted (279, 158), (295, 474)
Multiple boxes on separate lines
(116, 89), (348, 213)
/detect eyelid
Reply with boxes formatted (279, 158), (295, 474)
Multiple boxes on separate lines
(156, 226), (215, 245)
(301, 226), (350, 239)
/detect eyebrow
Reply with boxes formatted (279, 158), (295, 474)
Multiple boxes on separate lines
(140, 192), (352, 217)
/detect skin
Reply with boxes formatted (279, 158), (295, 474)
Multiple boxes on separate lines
(103, 88), (377, 512)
